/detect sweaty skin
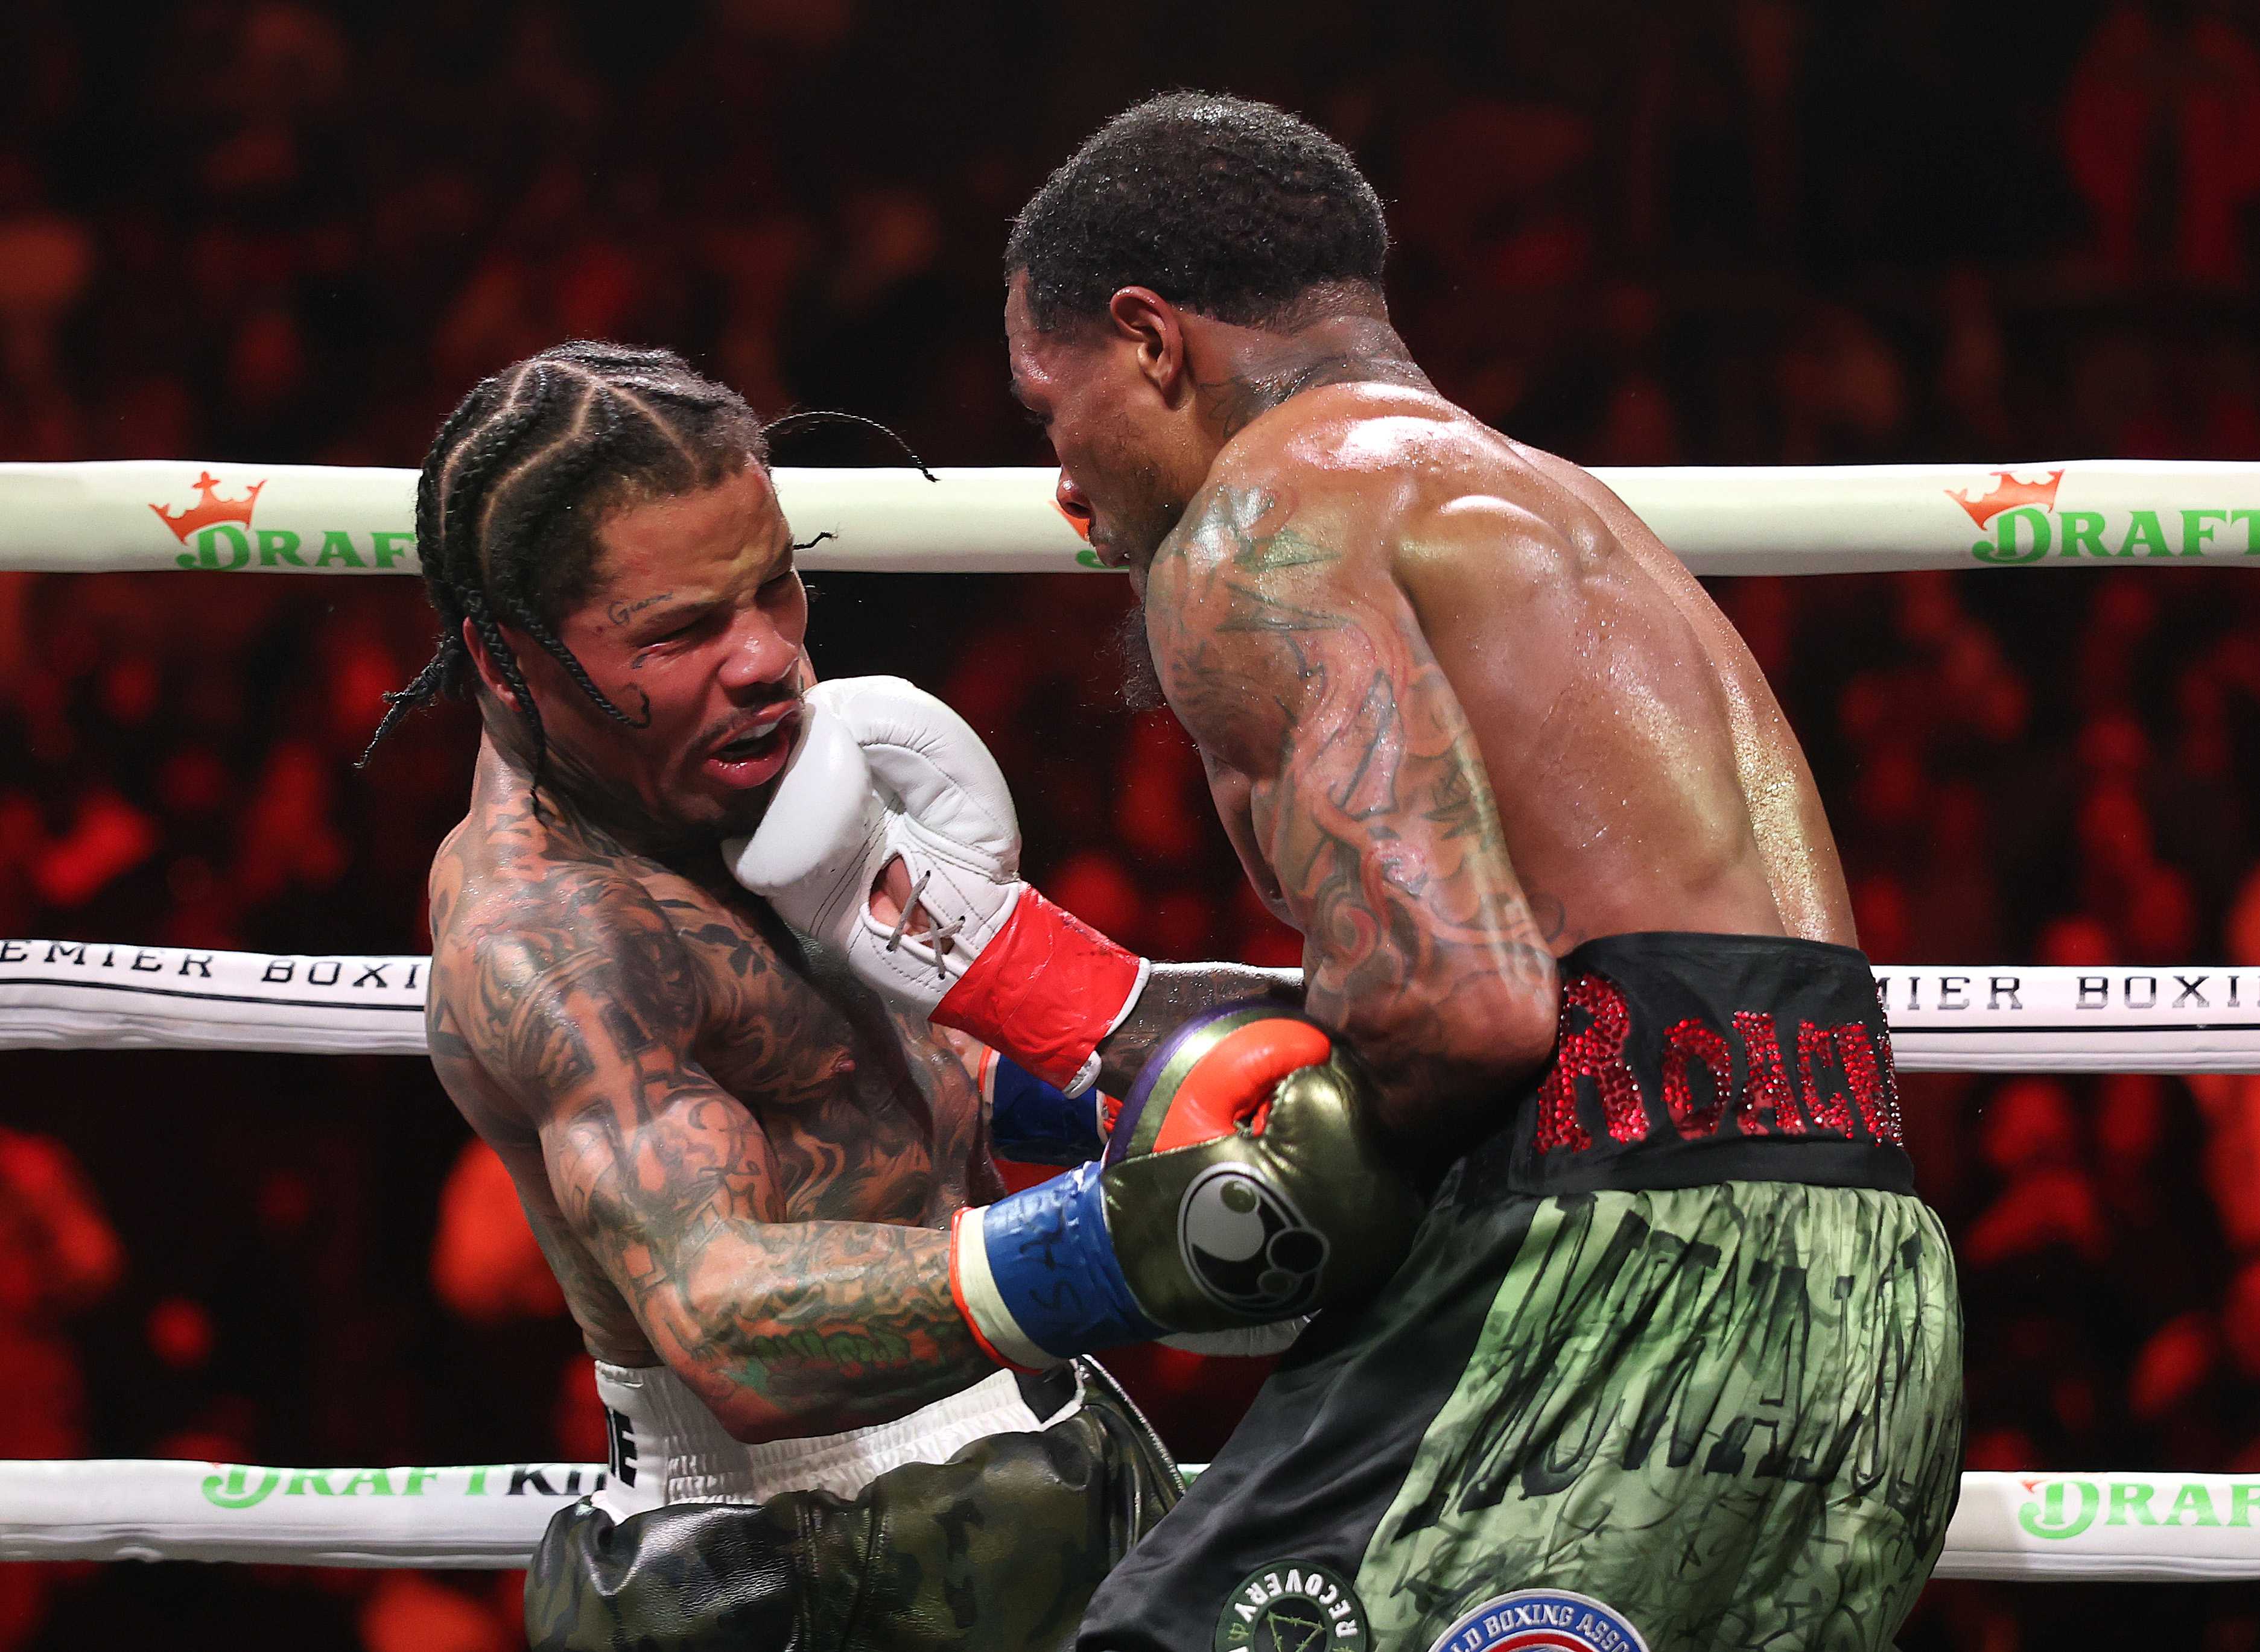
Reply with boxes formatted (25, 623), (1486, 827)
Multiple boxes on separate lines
(427, 753), (1002, 1444)
(424, 470), (1002, 1447)
(1164, 388), (1852, 956)
(1009, 285), (1854, 1157)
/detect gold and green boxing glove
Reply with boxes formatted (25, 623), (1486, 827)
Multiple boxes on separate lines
(948, 1004), (1426, 1369)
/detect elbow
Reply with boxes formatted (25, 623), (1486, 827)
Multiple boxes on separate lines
(667, 1326), (844, 1446)
(1357, 976), (1559, 1156)
(682, 1332), (931, 1447)
(1425, 1008), (1556, 1110)
(693, 1362), (852, 1446)
(716, 1390), (932, 1448)
(1493, 996), (1561, 1087)
(1435, 967), (1561, 1097)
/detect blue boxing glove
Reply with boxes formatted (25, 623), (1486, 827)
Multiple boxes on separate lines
(980, 1048), (1120, 1166)
(947, 1003), (1423, 1369)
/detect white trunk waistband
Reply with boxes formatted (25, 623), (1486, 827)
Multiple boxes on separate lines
(590, 1363), (1056, 1520)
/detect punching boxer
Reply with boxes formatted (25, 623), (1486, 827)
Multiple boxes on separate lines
(737, 97), (1965, 1652)
(363, 343), (1420, 1652)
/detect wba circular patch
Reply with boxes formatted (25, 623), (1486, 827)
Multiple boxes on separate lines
(1426, 1588), (1651, 1652)
(1213, 1559), (1369, 1652)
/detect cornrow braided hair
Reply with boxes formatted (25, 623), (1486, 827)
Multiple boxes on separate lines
(357, 341), (770, 802)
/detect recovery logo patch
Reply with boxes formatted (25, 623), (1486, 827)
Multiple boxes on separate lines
(1427, 1588), (1649, 1652)
(1213, 1560), (1368, 1652)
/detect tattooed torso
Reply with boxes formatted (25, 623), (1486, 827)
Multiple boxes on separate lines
(1134, 378), (1853, 1138)
(425, 741), (997, 1435)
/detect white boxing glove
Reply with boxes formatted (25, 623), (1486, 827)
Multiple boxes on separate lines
(728, 677), (1149, 1095)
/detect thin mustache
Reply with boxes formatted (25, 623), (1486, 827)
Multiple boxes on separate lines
(697, 692), (801, 752)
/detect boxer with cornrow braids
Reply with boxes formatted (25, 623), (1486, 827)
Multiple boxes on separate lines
(361, 341), (769, 808)
(390, 341), (1193, 1652)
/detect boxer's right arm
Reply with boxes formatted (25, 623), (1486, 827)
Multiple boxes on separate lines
(1141, 467), (1563, 1153)
(1090, 961), (1303, 1097)
(447, 876), (994, 1445)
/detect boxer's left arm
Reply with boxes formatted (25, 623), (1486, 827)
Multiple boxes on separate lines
(1140, 472), (1560, 1153)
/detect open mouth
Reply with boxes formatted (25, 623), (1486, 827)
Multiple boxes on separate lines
(714, 724), (784, 761)
(702, 704), (799, 787)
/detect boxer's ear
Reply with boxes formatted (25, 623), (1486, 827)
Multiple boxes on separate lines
(1106, 285), (1187, 400)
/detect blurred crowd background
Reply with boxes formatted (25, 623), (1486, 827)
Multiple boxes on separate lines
(4, 0), (2260, 1647)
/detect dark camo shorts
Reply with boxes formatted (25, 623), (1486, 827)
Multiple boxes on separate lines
(527, 1361), (1179, 1652)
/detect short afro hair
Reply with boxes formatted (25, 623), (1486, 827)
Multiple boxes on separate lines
(1007, 90), (1388, 332)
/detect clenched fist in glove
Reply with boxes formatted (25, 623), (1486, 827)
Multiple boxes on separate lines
(950, 1002), (1424, 1368)
(726, 676), (1148, 1096)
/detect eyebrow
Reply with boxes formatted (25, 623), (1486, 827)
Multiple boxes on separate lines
(616, 526), (798, 633)
(614, 592), (702, 632)
(732, 526), (801, 590)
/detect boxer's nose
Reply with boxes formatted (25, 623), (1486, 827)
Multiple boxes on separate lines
(717, 609), (801, 700)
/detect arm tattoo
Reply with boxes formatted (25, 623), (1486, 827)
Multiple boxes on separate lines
(1144, 484), (1558, 1131)
(442, 824), (985, 1440)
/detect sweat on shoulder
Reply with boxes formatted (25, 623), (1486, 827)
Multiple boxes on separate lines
(996, 88), (1961, 1652)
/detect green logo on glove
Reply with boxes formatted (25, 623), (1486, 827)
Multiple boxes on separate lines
(1214, 1560), (1369, 1652)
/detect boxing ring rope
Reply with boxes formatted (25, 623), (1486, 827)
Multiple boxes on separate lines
(5, 942), (2260, 1584)
(3, 458), (2259, 577)
(0, 1460), (2251, 1581)
(7, 940), (2260, 1072)
(9, 458), (2260, 1589)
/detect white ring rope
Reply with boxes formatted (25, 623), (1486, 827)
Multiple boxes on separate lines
(4, 459), (2259, 577)
(10, 461), (2258, 1594)
(0, 1460), (2248, 1581)
(0, 940), (426, 1055)
(6, 940), (2260, 1072)
(0, 1459), (592, 1569)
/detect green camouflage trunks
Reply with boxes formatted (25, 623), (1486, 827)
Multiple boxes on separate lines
(1078, 933), (1966, 1652)
(528, 1359), (1179, 1652)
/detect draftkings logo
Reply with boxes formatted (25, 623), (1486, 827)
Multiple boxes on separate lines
(147, 469), (416, 571)
(1426, 1588), (1649, 1652)
(199, 1462), (603, 1510)
(150, 469), (265, 546)
(2016, 1474), (2260, 1540)
(1214, 1560), (1368, 1652)
(1951, 467), (2260, 565)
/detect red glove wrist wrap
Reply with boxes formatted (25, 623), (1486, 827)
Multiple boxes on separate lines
(933, 887), (1144, 1090)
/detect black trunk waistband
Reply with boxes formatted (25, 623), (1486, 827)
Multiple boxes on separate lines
(1456, 932), (1915, 1200)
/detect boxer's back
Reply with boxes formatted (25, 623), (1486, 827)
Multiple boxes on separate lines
(1237, 383), (1853, 955)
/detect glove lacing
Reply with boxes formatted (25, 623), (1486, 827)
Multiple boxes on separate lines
(883, 868), (965, 980)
